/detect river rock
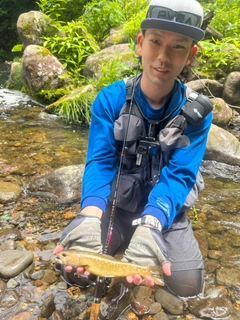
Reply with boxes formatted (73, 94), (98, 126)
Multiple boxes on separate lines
(188, 296), (233, 319)
(22, 45), (68, 98)
(0, 250), (34, 278)
(0, 279), (6, 297)
(41, 292), (55, 318)
(216, 267), (240, 287)
(0, 289), (20, 310)
(152, 312), (169, 319)
(0, 239), (17, 251)
(82, 43), (137, 77)
(0, 229), (21, 243)
(99, 280), (134, 320)
(26, 164), (85, 203)
(222, 71), (240, 105)
(10, 311), (32, 320)
(155, 288), (184, 315)
(205, 124), (240, 166)
(17, 11), (53, 48)
(211, 97), (233, 128)
(0, 182), (22, 204)
(186, 78), (223, 97)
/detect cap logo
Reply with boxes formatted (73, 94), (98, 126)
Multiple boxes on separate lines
(148, 5), (202, 28)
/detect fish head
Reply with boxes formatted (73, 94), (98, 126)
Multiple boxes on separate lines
(54, 250), (80, 267)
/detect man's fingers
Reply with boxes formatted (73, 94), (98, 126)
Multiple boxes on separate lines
(126, 275), (133, 283)
(65, 265), (73, 272)
(145, 276), (154, 287)
(53, 244), (64, 255)
(133, 274), (142, 285)
(162, 262), (171, 276)
(126, 274), (142, 285)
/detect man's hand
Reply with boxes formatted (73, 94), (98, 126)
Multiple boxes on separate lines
(123, 225), (171, 286)
(53, 212), (103, 275)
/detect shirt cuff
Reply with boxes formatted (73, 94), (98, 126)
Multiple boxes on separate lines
(142, 205), (167, 228)
(81, 197), (106, 213)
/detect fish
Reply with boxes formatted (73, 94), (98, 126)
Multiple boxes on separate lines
(55, 249), (164, 286)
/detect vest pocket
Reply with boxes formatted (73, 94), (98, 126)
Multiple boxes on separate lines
(109, 170), (146, 213)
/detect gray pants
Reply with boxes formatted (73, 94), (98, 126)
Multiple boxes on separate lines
(101, 202), (204, 297)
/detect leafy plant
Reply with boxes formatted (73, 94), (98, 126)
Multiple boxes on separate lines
(92, 55), (136, 91)
(121, 9), (147, 41)
(196, 37), (240, 76)
(82, 0), (125, 43)
(57, 91), (96, 124)
(43, 20), (99, 78)
(37, 0), (88, 23)
(118, 0), (148, 21)
(200, 0), (240, 38)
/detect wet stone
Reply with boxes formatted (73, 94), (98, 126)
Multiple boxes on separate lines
(131, 298), (151, 315)
(0, 239), (17, 251)
(31, 270), (45, 280)
(42, 269), (58, 284)
(152, 312), (169, 320)
(0, 249), (34, 278)
(188, 296), (233, 319)
(149, 302), (162, 314)
(41, 292), (55, 318)
(10, 311), (32, 320)
(155, 288), (184, 315)
(208, 250), (222, 260)
(132, 285), (152, 300)
(6, 278), (19, 289)
(0, 279), (6, 297)
(205, 259), (221, 273)
(216, 267), (240, 287)
(0, 289), (20, 310)
(0, 181), (22, 203)
(0, 228), (21, 243)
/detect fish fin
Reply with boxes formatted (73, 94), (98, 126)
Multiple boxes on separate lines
(149, 265), (164, 286)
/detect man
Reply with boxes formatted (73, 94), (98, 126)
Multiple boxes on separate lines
(54, 0), (212, 297)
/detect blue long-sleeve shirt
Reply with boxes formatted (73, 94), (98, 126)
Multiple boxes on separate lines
(81, 77), (212, 228)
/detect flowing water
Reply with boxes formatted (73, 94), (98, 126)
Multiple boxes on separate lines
(0, 63), (240, 319)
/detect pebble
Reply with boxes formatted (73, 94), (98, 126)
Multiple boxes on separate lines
(6, 278), (19, 289)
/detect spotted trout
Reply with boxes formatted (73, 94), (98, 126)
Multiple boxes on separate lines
(55, 249), (164, 286)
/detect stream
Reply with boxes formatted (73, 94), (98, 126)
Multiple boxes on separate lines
(0, 62), (240, 319)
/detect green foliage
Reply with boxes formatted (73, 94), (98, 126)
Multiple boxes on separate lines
(43, 20), (99, 78)
(36, 0), (89, 23)
(119, 0), (148, 20)
(200, 0), (240, 37)
(82, 0), (125, 43)
(12, 44), (23, 53)
(196, 37), (240, 76)
(92, 55), (136, 91)
(121, 9), (147, 41)
(57, 91), (95, 124)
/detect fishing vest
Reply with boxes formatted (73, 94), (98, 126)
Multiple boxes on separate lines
(109, 75), (211, 213)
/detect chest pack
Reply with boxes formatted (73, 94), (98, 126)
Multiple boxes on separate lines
(109, 75), (213, 213)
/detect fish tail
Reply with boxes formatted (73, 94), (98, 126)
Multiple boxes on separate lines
(149, 266), (164, 286)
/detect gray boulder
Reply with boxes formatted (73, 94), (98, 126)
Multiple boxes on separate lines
(17, 11), (54, 49)
(22, 45), (68, 96)
(205, 124), (240, 166)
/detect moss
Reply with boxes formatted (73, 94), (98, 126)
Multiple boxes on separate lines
(212, 101), (222, 111)
(35, 87), (71, 104)
(6, 63), (24, 91)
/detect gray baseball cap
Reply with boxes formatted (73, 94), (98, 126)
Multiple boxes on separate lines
(141, 0), (205, 42)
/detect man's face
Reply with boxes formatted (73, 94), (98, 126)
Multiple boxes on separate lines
(137, 29), (197, 88)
